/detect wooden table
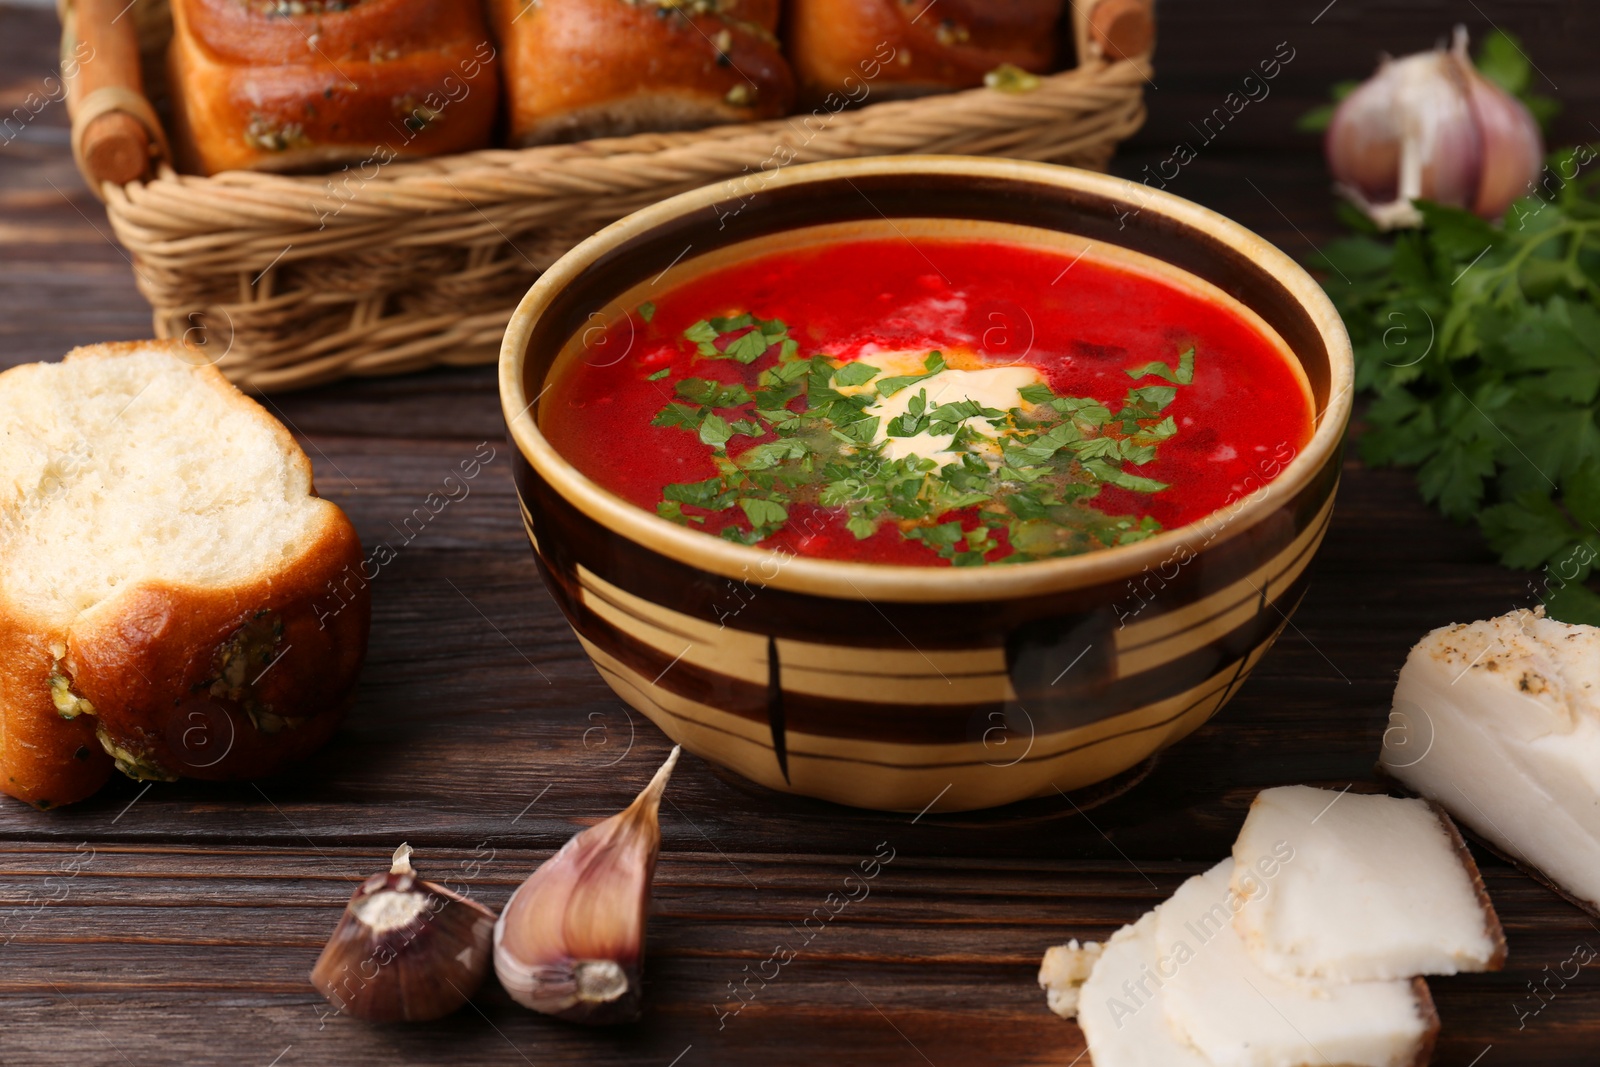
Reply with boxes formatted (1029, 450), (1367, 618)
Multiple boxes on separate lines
(3, 2), (1599, 1063)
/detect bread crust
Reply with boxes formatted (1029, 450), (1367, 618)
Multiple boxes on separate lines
(1409, 977), (1441, 1067)
(1428, 800), (1509, 971)
(0, 341), (369, 805)
(787, 0), (1064, 106)
(168, 0), (500, 174)
(0, 632), (113, 809)
(488, 0), (795, 147)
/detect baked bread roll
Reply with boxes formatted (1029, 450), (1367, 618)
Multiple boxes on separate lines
(488, 0), (795, 147)
(0, 342), (369, 807)
(788, 0), (1065, 105)
(168, 0), (500, 175)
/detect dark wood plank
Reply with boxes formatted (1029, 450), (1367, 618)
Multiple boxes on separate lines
(0, 847), (1595, 1065)
(1126, 0), (1600, 154)
(3, 0), (1600, 1063)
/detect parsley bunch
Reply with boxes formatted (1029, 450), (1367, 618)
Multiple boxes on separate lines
(648, 312), (1194, 564)
(1313, 158), (1600, 623)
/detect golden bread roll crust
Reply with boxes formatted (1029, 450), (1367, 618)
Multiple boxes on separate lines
(169, 0), (500, 174)
(788, 0), (1064, 105)
(488, 0), (795, 147)
(0, 342), (370, 806)
(0, 632), (111, 809)
(68, 528), (368, 786)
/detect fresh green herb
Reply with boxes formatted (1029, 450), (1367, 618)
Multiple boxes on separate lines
(834, 361), (881, 387)
(648, 316), (1199, 563)
(739, 497), (788, 529)
(684, 319), (719, 347)
(1310, 152), (1600, 623)
(664, 477), (736, 510)
(639, 301), (657, 323)
(684, 314), (796, 364)
(1127, 348), (1195, 385)
(651, 401), (707, 431)
(645, 367), (670, 381)
(876, 351), (948, 396)
(698, 413), (733, 451)
(676, 378), (751, 408)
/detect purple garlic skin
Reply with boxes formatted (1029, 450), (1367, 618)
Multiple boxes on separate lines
(1326, 26), (1543, 229)
(310, 844), (497, 1023)
(494, 747), (681, 1025)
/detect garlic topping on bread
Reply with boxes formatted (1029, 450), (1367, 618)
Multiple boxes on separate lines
(0, 342), (369, 806)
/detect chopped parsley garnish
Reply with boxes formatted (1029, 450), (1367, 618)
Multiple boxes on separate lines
(683, 314), (798, 364)
(648, 317), (1197, 564)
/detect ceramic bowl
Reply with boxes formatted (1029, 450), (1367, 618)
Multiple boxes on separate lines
(499, 156), (1352, 813)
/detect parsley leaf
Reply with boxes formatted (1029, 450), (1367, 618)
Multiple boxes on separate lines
(684, 320), (719, 345)
(1310, 113), (1600, 620)
(846, 515), (877, 539)
(664, 477), (735, 510)
(699, 413), (733, 450)
(725, 329), (774, 363)
(711, 313), (757, 333)
(1126, 348), (1195, 385)
(684, 314), (791, 363)
(741, 438), (811, 470)
(651, 401), (706, 430)
(676, 378), (751, 407)
(739, 497), (788, 528)
(834, 361), (880, 387)
(648, 312), (1194, 562)
(876, 352), (948, 396)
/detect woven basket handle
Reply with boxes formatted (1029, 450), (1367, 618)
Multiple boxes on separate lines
(59, 0), (168, 195)
(1072, 0), (1156, 70)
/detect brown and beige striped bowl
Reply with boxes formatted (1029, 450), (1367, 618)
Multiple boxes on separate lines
(499, 156), (1353, 813)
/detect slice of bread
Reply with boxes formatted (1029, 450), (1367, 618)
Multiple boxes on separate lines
(0, 341), (369, 807)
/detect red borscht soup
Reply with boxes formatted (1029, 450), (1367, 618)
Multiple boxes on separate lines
(540, 226), (1314, 567)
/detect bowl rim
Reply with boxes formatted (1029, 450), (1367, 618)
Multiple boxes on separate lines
(499, 155), (1353, 604)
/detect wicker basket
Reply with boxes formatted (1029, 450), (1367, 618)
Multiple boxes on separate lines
(62, 0), (1153, 392)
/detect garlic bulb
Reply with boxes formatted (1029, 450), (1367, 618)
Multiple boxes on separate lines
(310, 844), (497, 1023)
(1327, 26), (1543, 229)
(494, 746), (680, 1024)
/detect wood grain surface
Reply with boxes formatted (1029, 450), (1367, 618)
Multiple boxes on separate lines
(3, 2), (1600, 1064)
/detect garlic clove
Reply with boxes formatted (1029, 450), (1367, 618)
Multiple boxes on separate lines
(1461, 51), (1545, 219)
(1325, 64), (1406, 206)
(310, 843), (497, 1023)
(1328, 45), (1482, 229)
(494, 746), (680, 1024)
(1326, 25), (1542, 229)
